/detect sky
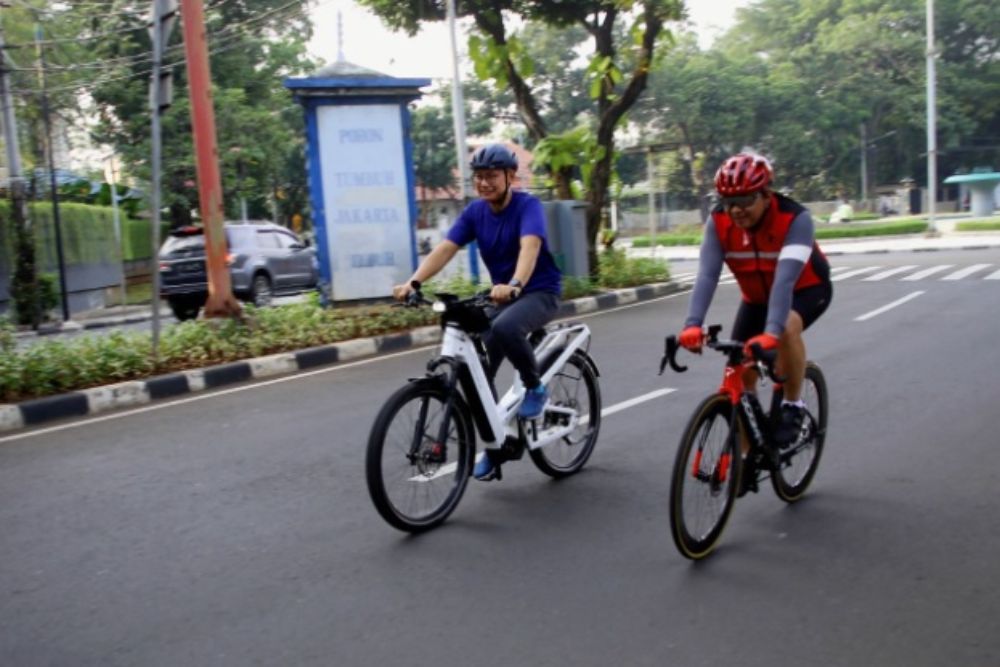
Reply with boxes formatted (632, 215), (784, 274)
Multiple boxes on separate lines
(306, 0), (751, 81)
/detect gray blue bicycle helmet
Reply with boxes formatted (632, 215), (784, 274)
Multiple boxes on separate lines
(470, 143), (518, 171)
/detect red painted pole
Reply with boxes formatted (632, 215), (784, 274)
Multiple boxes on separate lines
(180, 0), (241, 318)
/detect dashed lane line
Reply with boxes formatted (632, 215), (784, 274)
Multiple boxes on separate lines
(854, 290), (926, 322)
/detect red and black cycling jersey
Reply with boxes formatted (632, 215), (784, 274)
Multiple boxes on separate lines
(684, 192), (831, 336)
(711, 192), (830, 304)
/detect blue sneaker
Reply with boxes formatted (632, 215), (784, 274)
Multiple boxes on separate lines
(519, 384), (548, 420)
(473, 451), (500, 481)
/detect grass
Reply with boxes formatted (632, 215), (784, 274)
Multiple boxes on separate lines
(955, 220), (1000, 232)
(125, 282), (153, 305)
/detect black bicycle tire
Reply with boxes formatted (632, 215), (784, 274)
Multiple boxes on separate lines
(669, 394), (741, 560)
(528, 353), (602, 478)
(365, 380), (475, 532)
(770, 362), (828, 502)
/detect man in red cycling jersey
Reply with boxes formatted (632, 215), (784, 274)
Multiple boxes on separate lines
(677, 153), (832, 447)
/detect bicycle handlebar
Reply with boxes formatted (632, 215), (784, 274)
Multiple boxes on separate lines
(659, 324), (783, 382)
(394, 280), (433, 308)
(659, 335), (688, 374)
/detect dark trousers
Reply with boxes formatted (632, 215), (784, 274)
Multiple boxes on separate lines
(484, 290), (560, 389)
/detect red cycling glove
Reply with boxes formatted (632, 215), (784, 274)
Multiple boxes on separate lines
(678, 326), (704, 353)
(743, 333), (779, 359)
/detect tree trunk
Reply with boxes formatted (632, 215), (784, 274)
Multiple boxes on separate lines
(583, 3), (663, 279)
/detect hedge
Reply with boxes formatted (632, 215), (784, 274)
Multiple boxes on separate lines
(0, 202), (161, 269)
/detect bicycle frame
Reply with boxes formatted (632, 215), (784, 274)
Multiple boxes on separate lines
(432, 320), (592, 451)
(717, 361), (779, 454)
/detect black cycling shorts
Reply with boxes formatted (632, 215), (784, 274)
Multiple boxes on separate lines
(731, 282), (833, 342)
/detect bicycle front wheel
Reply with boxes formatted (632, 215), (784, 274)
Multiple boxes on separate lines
(771, 362), (828, 502)
(528, 353), (602, 478)
(365, 380), (475, 532)
(669, 394), (741, 560)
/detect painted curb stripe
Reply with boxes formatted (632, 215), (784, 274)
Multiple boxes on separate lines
(377, 333), (412, 353)
(202, 363), (253, 388)
(19, 393), (89, 425)
(146, 374), (191, 399)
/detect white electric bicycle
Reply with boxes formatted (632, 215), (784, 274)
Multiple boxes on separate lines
(365, 286), (602, 533)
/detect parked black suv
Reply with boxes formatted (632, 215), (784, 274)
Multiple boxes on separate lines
(159, 221), (318, 320)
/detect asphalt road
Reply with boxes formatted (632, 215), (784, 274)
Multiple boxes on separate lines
(2, 249), (998, 666)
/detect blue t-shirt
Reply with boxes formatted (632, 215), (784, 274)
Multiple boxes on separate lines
(446, 191), (562, 295)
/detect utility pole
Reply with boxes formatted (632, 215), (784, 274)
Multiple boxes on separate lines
(925, 0), (938, 235)
(149, 0), (177, 359)
(646, 146), (656, 258)
(35, 24), (70, 321)
(445, 0), (478, 282)
(0, 16), (39, 328)
(860, 122), (868, 205)
(180, 0), (240, 318)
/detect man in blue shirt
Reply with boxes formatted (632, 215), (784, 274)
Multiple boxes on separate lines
(393, 144), (562, 480)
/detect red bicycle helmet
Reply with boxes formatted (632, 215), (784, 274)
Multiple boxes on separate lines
(714, 153), (773, 195)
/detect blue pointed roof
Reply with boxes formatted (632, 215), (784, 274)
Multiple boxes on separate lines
(284, 59), (430, 93)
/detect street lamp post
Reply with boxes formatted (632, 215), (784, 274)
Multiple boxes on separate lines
(445, 0), (479, 282)
(925, 0), (938, 235)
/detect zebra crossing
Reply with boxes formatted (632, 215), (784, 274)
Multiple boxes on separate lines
(670, 263), (999, 286)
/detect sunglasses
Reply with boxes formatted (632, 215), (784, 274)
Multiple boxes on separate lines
(721, 192), (762, 209)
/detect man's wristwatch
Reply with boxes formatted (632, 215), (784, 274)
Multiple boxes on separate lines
(508, 278), (523, 298)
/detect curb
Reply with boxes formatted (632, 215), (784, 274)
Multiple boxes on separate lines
(0, 283), (684, 434)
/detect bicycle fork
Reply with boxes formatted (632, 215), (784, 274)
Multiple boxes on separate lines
(407, 362), (463, 466)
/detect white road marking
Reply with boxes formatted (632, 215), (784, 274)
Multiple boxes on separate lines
(601, 387), (678, 417)
(854, 291), (925, 322)
(941, 263), (992, 280)
(862, 265), (918, 281)
(985, 269), (1000, 280)
(832, 266), (883, 281)
(901, 264), (953, 280)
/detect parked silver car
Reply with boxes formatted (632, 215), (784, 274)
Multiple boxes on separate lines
(158, 221), (318, 320)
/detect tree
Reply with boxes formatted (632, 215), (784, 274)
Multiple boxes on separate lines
(635, 35), (767, 208)
(716, 0), (999, 198)
(64, 0), (318, 228)
(357, 0), (684, 277)
(411, 99), (460, 225)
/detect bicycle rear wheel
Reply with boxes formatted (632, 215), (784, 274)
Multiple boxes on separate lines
(770, 363), (827, 502)
(528, 353), (601, 478)
(365, 380), (475, 532)
(669, 394), (741, 560)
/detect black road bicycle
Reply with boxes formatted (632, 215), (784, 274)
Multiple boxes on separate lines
(660, 324), (828, 559)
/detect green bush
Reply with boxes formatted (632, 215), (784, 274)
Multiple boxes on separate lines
(562, 275), (594, 300)
(7, 272), (59, 326)
(814, 220), (927, 238)
(598, 248), (670, 288)
(955, 220), (1000, 232)
(631, 233), (703, 248)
